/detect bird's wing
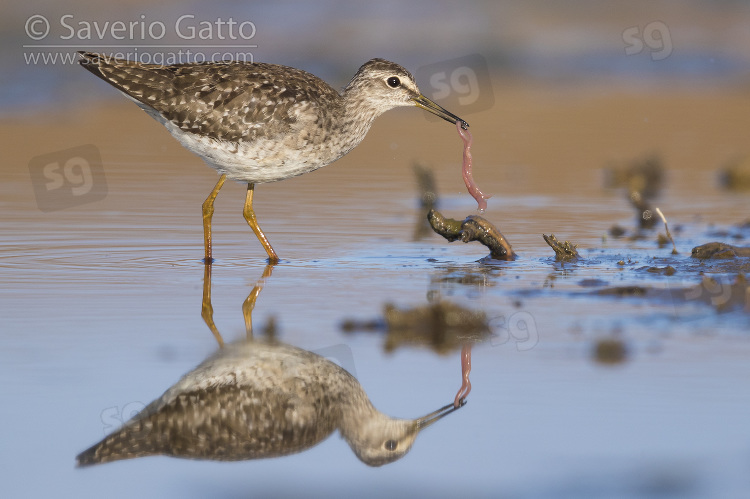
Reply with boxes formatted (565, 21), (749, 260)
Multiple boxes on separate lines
(75, 383), (333, 466)
(78, 52), (341, 143)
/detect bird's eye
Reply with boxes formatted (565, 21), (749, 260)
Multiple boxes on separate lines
(384, 439), (398, 451)
(386, 76), (400, 88)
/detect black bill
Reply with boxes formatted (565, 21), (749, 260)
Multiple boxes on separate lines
(416, 400), (467, 431)
(413, 94), (469, 129)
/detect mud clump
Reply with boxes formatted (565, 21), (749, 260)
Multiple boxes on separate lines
(593, 338), (629, 365)
(691, 242), (750, 259)
(720, 157), (750, 191)
(609, 225), (627, 238)
(645, 265), (676, 276)
(605, 155), (664, 229)
(629, 191), (657, 229)
(597, 286), (650, 297)
(341, 301), (492, 354)
(543, 234), (581, 261)
(428, 209), (516, 261)
(604, 154), (664, 198)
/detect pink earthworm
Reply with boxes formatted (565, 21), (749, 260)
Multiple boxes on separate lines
(457, 120), (491, 212)
(454, 344), (472, 408)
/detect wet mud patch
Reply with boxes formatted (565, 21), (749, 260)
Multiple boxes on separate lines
(423, 215), (750, 326)
(411, 163), (749, 356)
(341, 300), (492, 354)
(593, 274), (748, 314)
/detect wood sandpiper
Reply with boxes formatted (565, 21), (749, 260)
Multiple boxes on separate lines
(76, 339), (464, 467)
(78, 52), (468, 264)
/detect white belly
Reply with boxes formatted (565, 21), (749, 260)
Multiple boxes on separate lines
(166, 122), (331, 183)
(133, 97), (351, 184)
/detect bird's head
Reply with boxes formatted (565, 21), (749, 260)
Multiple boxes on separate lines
(343, 401), (464, 467)
(345, 59), (468, 129)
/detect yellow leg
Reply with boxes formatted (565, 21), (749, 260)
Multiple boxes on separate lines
(242, 264), (274, 338)
(200, 263), (225, 348)
(243, 183), (280, 264)
(202, 174), (227, 263)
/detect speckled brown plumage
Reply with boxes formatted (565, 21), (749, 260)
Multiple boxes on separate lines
(77, 52), (466, 261)
(78, 383), (337, 464)
(79, 53), (341, 145)
(78, 52), (429, 183)
(76, 340), (463, 467)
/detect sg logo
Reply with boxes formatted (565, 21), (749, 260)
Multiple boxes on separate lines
(623, 21), (672, 61)
(100, 402), (146, 437)
(416, 54), (494, 122)
(29, 144), (107, 212)
(313, 344), (358, 378)
(430, 66), (481, 106)
(489, 311), (539, 351)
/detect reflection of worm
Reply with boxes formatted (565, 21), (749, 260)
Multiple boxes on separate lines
(454, 344), (472, 408)
(457, 121), (491, 212)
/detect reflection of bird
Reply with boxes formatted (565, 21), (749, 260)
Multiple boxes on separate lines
(76, 340), (462, 467)
(78, 52), (468, 263)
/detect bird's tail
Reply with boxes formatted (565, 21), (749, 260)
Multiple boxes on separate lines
(76, 419), (159, 467)
(77, 51), (175, 108)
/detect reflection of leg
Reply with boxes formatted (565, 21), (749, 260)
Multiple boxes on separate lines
(202, 174), (227, 263)
(201, 264), (225, 347)
(242, 264), (274, 339)
(243, 183), (280, 264)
